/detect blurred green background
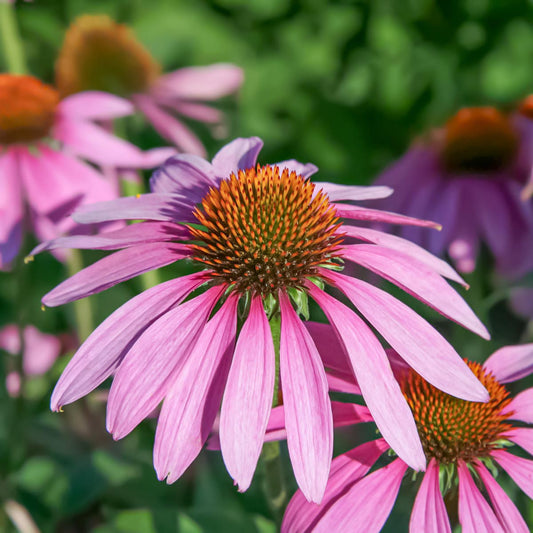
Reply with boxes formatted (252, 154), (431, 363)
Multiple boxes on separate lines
(1, 0), (533, 531)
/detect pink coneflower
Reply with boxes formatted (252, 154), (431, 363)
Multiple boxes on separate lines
(33, 137), (490, 502)
(0, 73), (172, 268)
(282, 342), (533, 532)
(374, 106), (533, 276)
(55, 14), (243, 157)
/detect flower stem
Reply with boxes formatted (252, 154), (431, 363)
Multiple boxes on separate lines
(66, 250), (93, 342)
(0, 2), (28, 74)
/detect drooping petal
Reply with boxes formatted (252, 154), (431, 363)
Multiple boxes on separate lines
(281, 439), (390, 533)
(317, 182), (393, 202)
(475, 461), (530, 533)
(325, 270), (488, 402)
(341, 244), (490, 339)
(107, 286), (223, 439)
(154, 295), (238, 483)
(312, 459), (407, 533)
(483, 344), (533, 383)
(409, 459), (451, 533)
(505, 389), (533, 424)
(42, 242), (190, 306)
(457, 462), (503, 533)
(492, 450), (533, 499)
(211, 137), (263, 179)
(307, 283), (426, 471)
(168, 101), (222, 124)
(279, 291), (333, 503)
(304, 321), (351, 374)
(507, 427), (533, 456)
(50, 272), (206, 411)
(219, 295), (275, 492)
(57, 91), (134, 120)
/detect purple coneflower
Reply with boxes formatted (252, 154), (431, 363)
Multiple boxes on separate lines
(0, 73), (172, 268)
(55, 14), (243, 156)
(374, 106), (533, 276)
(34, 137), (490, 502)
(282, 341), (533, 532)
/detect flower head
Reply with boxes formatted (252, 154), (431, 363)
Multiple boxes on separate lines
(282, 342), (533, 532)
(34, 137), (490, 502)
(55, 14), (243, 155)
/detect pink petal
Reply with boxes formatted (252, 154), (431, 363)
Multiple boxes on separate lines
(341, 244), (490, 339)
(279, 291), (333, 503)
(154, 295), (238, 483)
(313, 459), (407, 533)
(23, 326), (61, 376)
(304, 321), (351, 374)
(107, 286), (223, 439)
(507, 427), (533, 456)
(409, 459), (451, 533)
(275, 160), (318, 178)
(211, 137), (263, 179)
(492, 449), (533, 499)
(457, 461), (503, 533)
(169, 101), (222, 124)
(57, 91), (134, 120)
(505, 388), (533, 424)
(325, 270), (489, 402)
(0, 324), (20, 354)
(475, 461), (530, 533)
(307, 283), (426, 471)
(281, 439), (390, 533)
(50, 272), (206, 410)
(317, 182), (393, 202)
(326, 370), (361, 395)
(341, 225), (466, 285)
(483, 344), (533, 383)
(42, 243), (190, 306)
(219, 295), (275, 491)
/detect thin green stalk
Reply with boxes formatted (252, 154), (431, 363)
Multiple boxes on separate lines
(66, 250), (93, 342)
(0, 2), (27, 74)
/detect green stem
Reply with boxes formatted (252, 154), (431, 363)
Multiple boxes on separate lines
(0, 2), (27, 74)
(66, 250), (93, 342)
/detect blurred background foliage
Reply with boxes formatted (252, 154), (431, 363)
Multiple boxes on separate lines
(1, 0), (533, 531)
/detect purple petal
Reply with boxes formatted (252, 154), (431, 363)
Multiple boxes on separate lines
(325, 270), (489, 402)
(279, 291), (333, 503)
(341, 244), (490, 339)
(43, 243), (190, 306)
(154, 295), (238, 483)
(409, 459), (451, 533)
(58, 91), (134, 120)
(475, 461), (529, 533)
(492, 450), (533, 500)
(50, 272), (206, 410)
(211, 137), (263, 178)
(483, 344), (533, 383)
(219, 295), (275, 491)
(317, 182), (393, 202)
(505, 389), (533, 424)
(307, 283), (426, 471)
(107, 286), (223, 439)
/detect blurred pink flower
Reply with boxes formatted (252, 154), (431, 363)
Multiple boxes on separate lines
(0, 74), (173, 268)
(34, 137), (489, 502)
(56, 14), (243, 157)
(281, 341), (533, 532)
(374, 106), (533, 276)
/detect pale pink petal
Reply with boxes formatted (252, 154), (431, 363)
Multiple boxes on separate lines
(50, 272), (206, 410)
(107, 286), (223, 439)
(317, 182), (393, 202)
(504, 389), (533, 424)
(279, 291), (333, 503)
(281, 439), (390, 533)
(23, 326), (61, 376)
(483, 344), (533, 383)
(0, 325), (20, 354)
(409, 459), (451, 533)
(492, 449), (533, 499)
(274, 160), (318, 179)
(475, 461), (530, 533)
(325, 270), (489, 402)
(341, 244), (490, 339)
(313, 459), (407, 533)
(169, 101), (222, 124)
(307, 283), (426, 471)
(211, 137), (263, 178)
(154, 295), (238, 483)
(58, 91), (134, 120)
(457, 461), (504, 533)
(43, 243), (190, 306)
(219, 295), (275, 491)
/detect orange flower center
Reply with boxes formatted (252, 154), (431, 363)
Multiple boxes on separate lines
(0, 74), (59, 145)
(188, 165), (343, 295)
(55, 14), (161, 98)
(401, 361), (513, 465)
(440, 107), (518, 173)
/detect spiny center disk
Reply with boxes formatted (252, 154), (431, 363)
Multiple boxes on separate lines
(55, 14), (161, 97)
(0, 75), (59, 145)
(441, 107), (518, 173)
(401, 361), (513, 465)
(189, 165), (343, 295)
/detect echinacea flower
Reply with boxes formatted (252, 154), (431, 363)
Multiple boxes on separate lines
(374, 106), (533, 275)
(282, 340), (533, 532)
(0, 73), (173, 268)
(33, 137), (490, 502)
(55, 14), (243, 156)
